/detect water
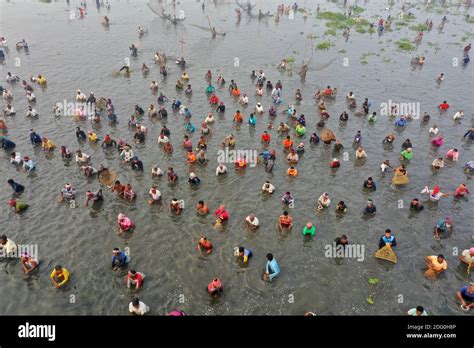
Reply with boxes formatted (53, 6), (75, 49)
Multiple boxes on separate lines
(0, 0), (473, 315)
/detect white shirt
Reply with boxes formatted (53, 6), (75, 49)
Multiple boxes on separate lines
(205, 116), (214, 123)
(149, 188), (161, 200)
(129, 301), (150, 315)
(216, 165), (228, 176)
(26, 109), (39, 117)
(407, 308), (427, 316)
(246, 216), (259, 226)
(429, 127), (439, 135)
(75, 153), (90, 162)
(256, 105), (264, 113)
(381, 163), (389, 172)
(0, 239), (17, 257)
(453, 111), (463, 120)
(151, 167), (164, 176)
(158, 135), (169, 144)
(11, 152), (21, 164)
(262, 183), (275, 193)
(461, 249), (474, 263)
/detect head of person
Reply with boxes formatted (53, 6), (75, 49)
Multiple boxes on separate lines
(367, 199), (373, 206)
(266, 253), (274, 261)
(54, 265), (63, 273)
(129, 270), (137, 278)
(415, 306), (424, 316)
(437, 254), (445, 263)
(239, 247), (245, 256)
(0, 235), (7, 245)
(445, 218), (453, 227)
(132, 297), (140, 308)
(367, 177), (373, 183)
(385, 229), (392, 237)
(340, 234), (348, 243)
(113, 247), (120, 255)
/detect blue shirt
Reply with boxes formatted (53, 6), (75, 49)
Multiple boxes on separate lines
(459, 286), (474, 302)
(30, 133), (42, 144)
(395, 118), (407, 127)
(112, 252), (129, 269)
(266, 259), (280, 280)
(436, 219), (448, 231)
(9, 181), (25, 193)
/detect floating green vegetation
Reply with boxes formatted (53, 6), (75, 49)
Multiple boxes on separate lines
(318, 10), (370, 31)
(286, 56), (296, 63)
(360, 59), (368, 65)
(466, 17), (474, 24)
(368, 28), (375, 34)
(324, 29), (337, 36)
(368, 277), (380, 285)
(338, 49), (347, 54)
(396, 38), (415, 51)
(317, 11), (347, 21)
(409, 23), (428, 32)
(307, 33), (317, 39)
(461, 32), (474, 42)
(396, 21), (409, 27)
(356, 27), (366, 34)
(383, 58), (391, 63)
(352, 6), (364, 14)
(316, 41), (333, 50)
(367, 295), (375, 304)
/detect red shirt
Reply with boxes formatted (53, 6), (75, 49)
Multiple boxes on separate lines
(261, 133), (271, 142)
(214, 208), (229, 221)
(438, 103), (449, 110)
(127, 273), (143, 288)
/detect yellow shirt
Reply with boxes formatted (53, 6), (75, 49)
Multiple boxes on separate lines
(427, 256), (447, 272)
(43, 140), (55, 150)
(88, 133), (98, 142)
(50, 268), (70, 287)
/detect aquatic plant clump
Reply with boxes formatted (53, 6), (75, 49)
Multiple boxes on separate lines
(316, 41), (333, 50)
(396, 39), (415, 51)
(409, 23), (428, 32)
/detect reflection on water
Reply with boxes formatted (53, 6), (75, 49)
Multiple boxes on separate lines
(0, 0), (473, 315)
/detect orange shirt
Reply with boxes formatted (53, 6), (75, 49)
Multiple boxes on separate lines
(236, 158), (247, 167)
(232, 88), (241, 96)
(279, 215), (292, 226)
(287, 168), (298, 176)
(234, 113), (243, 123)
(187, 152), (196, 163)
(283, 139), (293, 149)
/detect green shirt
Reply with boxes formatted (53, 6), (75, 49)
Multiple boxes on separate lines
(303, 226), (315, 236)
(401, 150), (413, 160)
(15, 201), (29, 213)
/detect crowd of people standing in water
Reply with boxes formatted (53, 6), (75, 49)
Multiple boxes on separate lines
(1, 2), (473, 316)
